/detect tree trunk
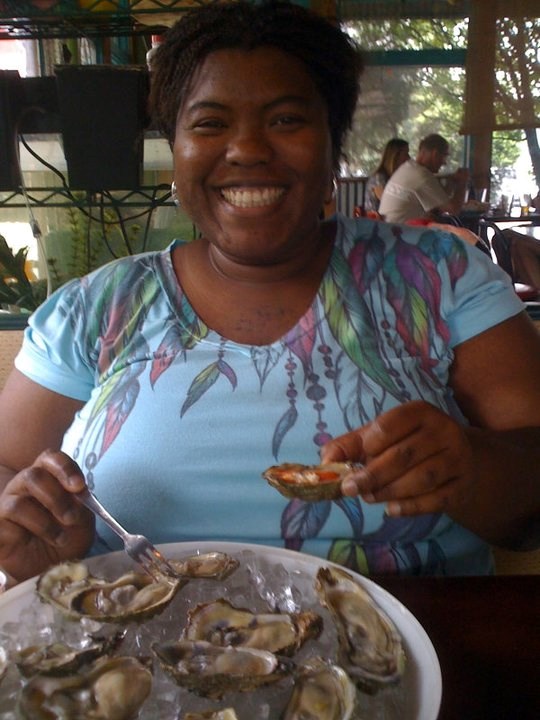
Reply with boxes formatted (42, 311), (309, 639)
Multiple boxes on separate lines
(525, 128), (540, 193)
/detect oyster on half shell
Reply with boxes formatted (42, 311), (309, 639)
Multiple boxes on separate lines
(14, 630), (126, 677)
(315, 566), (405, 693)
(151, 639), (291, 699)
(17, 655), (152, 720)
(282, 657), (357, 720)
(37, 561), (182, 622)
(183, 711), (239, 720)
(171, 552), (239, 580)
(183, 598), (322, 655)
(263, 462), (359, 502)
(0, 646), (7, 685)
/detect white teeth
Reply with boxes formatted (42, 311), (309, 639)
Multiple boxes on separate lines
(221, 187), (285, 208)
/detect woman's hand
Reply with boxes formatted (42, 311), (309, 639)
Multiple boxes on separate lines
(321, 400), (475, 518)
(0, 450), (95, 583)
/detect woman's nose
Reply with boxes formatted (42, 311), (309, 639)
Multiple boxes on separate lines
(225, 125), (272, 165)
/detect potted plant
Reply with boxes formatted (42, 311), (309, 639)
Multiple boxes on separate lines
(0, 234), (46, 316)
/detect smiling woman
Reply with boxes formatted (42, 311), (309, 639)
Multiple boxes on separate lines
(1, 1), (540, 586)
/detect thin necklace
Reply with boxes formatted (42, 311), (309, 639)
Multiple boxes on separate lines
(205, 231), (329, 285)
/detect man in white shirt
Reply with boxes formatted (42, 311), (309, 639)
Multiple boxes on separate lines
(379, 134), (469, 223)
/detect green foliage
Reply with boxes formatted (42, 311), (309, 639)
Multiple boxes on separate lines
(0, 235), (46, 312)
(45, 203), (144, 291)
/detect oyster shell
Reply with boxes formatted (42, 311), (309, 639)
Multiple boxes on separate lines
(0, 645), (7, 685)
(183, 711), (239, 720)
(183, 598), (322, 655)
(37, 561), (182, 622)
(17, 655), (152, 720)
(171, 552), (239, 580)
(315, 566), (405, 692)
(151, 639), (291, 699)
(282, 657), (357, 720)
(263, 462), (358, 501)
(14, 631), (126, 677)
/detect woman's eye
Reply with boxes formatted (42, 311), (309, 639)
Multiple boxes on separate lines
(273, 115), (305, 127)
(192, 118), (227, 132)
(276, 115), (303, 125)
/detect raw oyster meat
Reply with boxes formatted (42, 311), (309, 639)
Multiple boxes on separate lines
(37, 561), (182, 622)
(17, 655), (152, 720)
(183, 598), (322, 655)
(282, 657), (357, 720)
(315, 566), (405, 692)
(171, 552), (239, 580)
(14, 631), (126, 677)
(151, 639), (292, 699)
(263, 462), (358, 501)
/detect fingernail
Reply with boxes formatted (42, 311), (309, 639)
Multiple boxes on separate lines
(362, 492), (375, 503)
(65, 475), (83, 490)
(62, 510), (79, 525)
(54, 530), (69, 547)
(341, 477), (358, 496)
(385, 502), (401, 517)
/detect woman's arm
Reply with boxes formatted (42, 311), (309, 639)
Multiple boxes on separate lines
(322, 312), (540, 551)
(0, 370), (94, 581)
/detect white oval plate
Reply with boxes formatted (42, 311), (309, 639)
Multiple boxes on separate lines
(0, 541), (441, 720)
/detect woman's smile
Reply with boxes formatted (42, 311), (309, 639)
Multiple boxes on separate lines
(220, 186), (286, 209)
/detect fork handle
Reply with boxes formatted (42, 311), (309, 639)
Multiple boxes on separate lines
(75, 488), (130, 542)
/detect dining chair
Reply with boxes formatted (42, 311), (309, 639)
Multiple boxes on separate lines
(0, 329), (24, 390)
(477, 218), (539, 302)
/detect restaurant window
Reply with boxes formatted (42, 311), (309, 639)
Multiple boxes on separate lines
(341, 17), (468, 177)
(0, 40), (41, 279)
(341, 63), (467, 178)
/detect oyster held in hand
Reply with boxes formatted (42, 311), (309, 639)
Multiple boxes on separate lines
(183, 598), (322, 655)
(17, 655), (152, 720)
(263, 462), (359, 501)
(315, 566), (405, 693)
(37, 561), (182, 622)
(151, 639), (291, 699)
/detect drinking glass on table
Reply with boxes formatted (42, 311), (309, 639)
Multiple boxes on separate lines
(521, 193), (532, 216)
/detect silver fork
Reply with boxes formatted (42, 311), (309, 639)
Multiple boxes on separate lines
(75, 488), (177, 580)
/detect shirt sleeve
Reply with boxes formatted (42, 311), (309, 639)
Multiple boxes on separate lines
(14, 278), (96, 401)
(417, 175), (451, 213)
(443, 241), (525, 348)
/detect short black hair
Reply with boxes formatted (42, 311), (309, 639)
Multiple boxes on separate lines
(149, 0), (363, 169)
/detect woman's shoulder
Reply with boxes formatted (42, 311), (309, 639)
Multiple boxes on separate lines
(368, 170), (387, 184)
(85, 242), (176, 283)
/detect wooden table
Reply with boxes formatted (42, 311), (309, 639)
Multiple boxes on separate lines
(510, 224), (540, 241)
(376, 574), (540, 719)
(489, 212), (540, 226)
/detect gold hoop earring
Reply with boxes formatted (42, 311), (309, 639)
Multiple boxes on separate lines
(171, 181), (180, 207)
(324, 177), (337, 205)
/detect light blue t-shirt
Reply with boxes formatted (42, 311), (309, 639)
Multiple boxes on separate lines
(16, 216), (524, 575)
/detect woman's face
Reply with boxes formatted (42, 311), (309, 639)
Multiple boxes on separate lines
(172, 47), (334, 267)
(395, 145), (410, 168)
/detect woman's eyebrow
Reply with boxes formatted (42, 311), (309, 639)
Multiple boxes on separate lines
(264, 95), (312, 110)
(183, 100), (228, 116)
